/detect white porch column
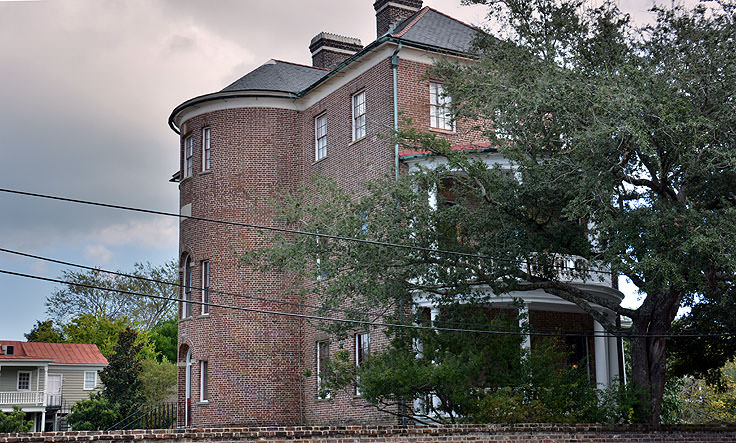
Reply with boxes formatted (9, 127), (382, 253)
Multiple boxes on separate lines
(518, 302), (531, 350)
(594, 321), (609, 388)
(607, 334), (620, 383)
(428, 185), (437, 210)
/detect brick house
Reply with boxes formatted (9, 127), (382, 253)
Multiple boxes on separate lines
(0, 341), (107, 431)
(168, 0), (625, 427)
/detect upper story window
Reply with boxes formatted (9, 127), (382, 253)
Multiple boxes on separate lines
(17, 371), (31, 390)
(202, 127), (211, 171)
(182, 255), (192, 318)
(315, 113), (327, 161)
(352, 91), (366, 141)
(184, 135), (194, 178)
(430, 82), (454, 131)
(201, 260), (210, 315)
(84, 371), (97, 390)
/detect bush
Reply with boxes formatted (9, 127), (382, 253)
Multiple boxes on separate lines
(66, 393), (121, 431)
(0, 406), (33, 433)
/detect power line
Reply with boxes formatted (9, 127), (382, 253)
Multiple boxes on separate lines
(0, 246), (612, 335)
(0, 247), (384, 320)
(0, 187), (616, 276)
(2, 268), (734, 339)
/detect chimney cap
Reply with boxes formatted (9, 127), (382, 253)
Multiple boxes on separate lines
(310, 32), (362, 48)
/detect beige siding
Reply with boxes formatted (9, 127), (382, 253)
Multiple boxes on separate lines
(0, 366), (46, 392)
(50, 365), (105, 404)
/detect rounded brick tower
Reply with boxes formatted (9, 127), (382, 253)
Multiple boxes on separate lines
(169, 60), (328, 426)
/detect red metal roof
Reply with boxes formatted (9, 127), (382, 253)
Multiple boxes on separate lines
(399, 141), (494, 159)
(0, 341), (107, 365)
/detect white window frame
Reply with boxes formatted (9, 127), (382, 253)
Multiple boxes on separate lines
(430, 82), (455, 131)
(315, 113), (328, 161)
(316, 341), (330, 399)
(83, 371), (97, 390)
(17, 371), (31, 391)
(354, 332), (370, 396)
(352, 90), (366, 141)
(184, 135), (194, 178)
(182, 255), (192, 318)
(200, 360), (208, 402)
(202, 127), (211, 171)
(201, 260), (210, 315)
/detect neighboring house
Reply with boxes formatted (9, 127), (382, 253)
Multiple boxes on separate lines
(168, 0), (624, 427)
(0, 341), (107, 432)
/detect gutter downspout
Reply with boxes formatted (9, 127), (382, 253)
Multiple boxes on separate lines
(392, 42), (402, 182)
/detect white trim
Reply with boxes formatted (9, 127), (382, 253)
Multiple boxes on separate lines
(199, 360), (208, 402)
(310, 46), (358, 57)
(83, 370), (97, 390)
(352, 90), (366, 141)
(375, 1), (421, 14)
(201, 260), (210, 315)
(17, 370), (31, 391)
(201, 127), (211, 172)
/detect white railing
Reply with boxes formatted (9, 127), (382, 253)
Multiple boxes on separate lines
(0, 391), (44, 405)
(526, 254), (612, 287)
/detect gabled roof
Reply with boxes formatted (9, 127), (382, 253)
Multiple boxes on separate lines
(0, 341), (108, 365)
(221, 59), (330, 94)
(391, 7), (479, 53)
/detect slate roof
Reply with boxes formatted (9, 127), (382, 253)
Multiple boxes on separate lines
(221, 59), (329, 94)
(391, 7), (479, 54)
(0, 341), (108, 365)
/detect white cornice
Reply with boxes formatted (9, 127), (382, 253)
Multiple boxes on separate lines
(375, 2), (421, 14)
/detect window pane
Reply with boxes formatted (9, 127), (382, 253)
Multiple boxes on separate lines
(17, 372), (30, 390)
(202, 261), (210, 314)
(201, 361), (208, 401)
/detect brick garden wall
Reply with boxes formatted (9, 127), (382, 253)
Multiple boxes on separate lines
(3, 424), (736, 443)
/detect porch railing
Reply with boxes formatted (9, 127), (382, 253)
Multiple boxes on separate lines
(0, 391), (44, 405)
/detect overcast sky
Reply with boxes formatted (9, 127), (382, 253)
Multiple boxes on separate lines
(0, 0), (689, 340)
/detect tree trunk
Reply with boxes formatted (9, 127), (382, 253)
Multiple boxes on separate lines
(628, 290), (683, 424)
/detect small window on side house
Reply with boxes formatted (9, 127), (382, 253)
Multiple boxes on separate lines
(430, 82), (454, 131)
(352, 91), (366, 141)
(316, 341), (330, 398)
(201, 260), (210, 315)
(202, 127), (211, 171)
(182, 255), (192, 318)
(200, 360), (208, 402)
(184, 136), (194, 178)
(84, 371), (97, 390)
(315, 113), (327, 161)
(17, 371), (31, 391)
(354, 332), (370, 395)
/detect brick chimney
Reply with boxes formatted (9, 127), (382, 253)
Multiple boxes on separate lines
(374, 0), (423, 37)
(310, 32), (363, 70)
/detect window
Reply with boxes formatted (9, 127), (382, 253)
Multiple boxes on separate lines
(202, 127), (211, 171)
(200, 360), (208, 402)
(355, 332), (370, 395)
(17, 371), (31, 391)
(430, 82), (454, 131)
(201, 260), (210, 315)
(83, 371), (97, 390)
(184, 136), (194, 178)
(315, 113), (327, 161)
(316, 341), (330, 398)
(352, 91), (366, 141)
(182, 255), (192, 318)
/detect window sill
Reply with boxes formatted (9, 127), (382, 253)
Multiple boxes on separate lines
(428, 127), (456, 135)
(197, 401), (209, 405)
(312, 156), (327, 166)
(179, 317), (193, 322)
(349, 135), (367, 146)
(197, 313), (211, 319)
(180, 175), (193, 184)
(198, 170), (212, 176)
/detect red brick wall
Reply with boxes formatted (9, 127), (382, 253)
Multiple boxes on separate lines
(5, 425), (736, 442)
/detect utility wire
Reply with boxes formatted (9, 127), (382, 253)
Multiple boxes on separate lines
(0, 187), (616, 276)
(2, 268), (734, 339)
(0, 246), (613, 335)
